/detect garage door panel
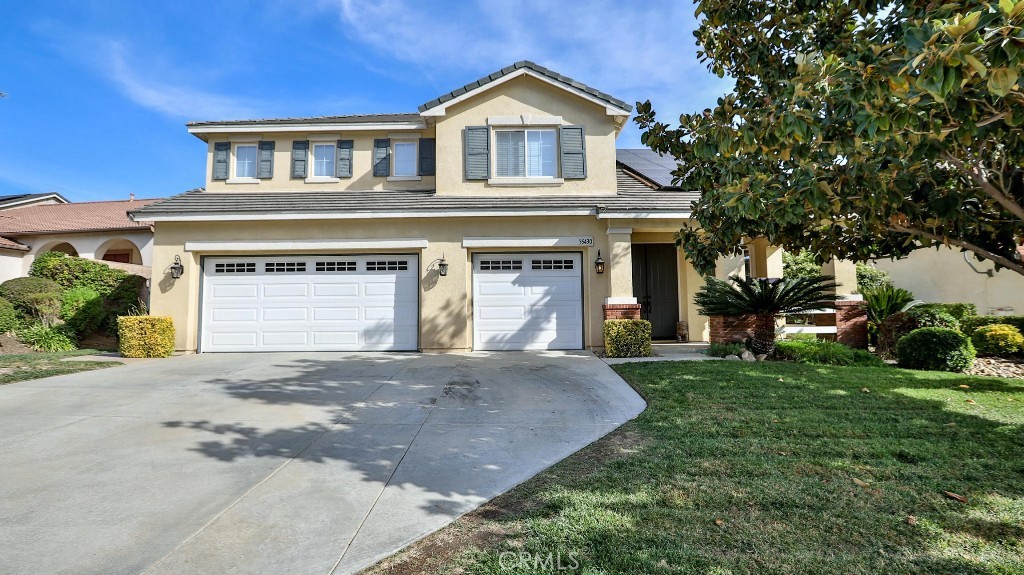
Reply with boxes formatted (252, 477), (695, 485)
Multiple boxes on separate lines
(477, 306), (527, 320)
(202, 255), (419, 352)
(477, 282), (527, 296)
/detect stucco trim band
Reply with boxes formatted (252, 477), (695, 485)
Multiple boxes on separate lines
(462, 236), (593, 248)
(184, 239), (429, 252)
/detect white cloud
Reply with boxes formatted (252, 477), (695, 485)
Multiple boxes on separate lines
(324, 0), (732, 145)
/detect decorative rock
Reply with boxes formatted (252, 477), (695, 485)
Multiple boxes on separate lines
(756, 354), (768, 362)
(724, 354), (741, 361)
(966, 357), (1024, 379)
(740, 350), (756, 362)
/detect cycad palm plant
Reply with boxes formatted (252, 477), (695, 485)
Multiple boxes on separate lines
(694, 275), (839, 355)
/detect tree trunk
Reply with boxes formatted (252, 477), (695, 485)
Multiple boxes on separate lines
(749, 313), (777, 356)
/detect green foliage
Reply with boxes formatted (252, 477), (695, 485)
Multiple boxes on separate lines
(877, 311), (921, 360)
(695, 274), (838, 355)
(971, 323), (1024, 356)
(896, 328), (976, 372)
(706, 342), (746, 357)
(782, 250), (820, 279)
(0, 298), (20, 333)
(635, 1), (1024, 279)
(783, 332), (818, 342)
(915, 302), (978, 321)
(861, 285), (919, 326)
(30, 252), (147, 333)
(60, 287), (105, 337)
(855, 264), (891, 292)
(603, 319), (652, 358)
(16, 324), (77, 353)
(0, 277), (63, 326)
(775, 339), (885, 367)
(117, 316), (175, 358)
(961, 315), (1024, 336)
(908, 307), (960, 331)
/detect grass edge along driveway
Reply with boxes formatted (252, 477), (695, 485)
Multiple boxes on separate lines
(365, 361), (1024, 575)
(0, 351), (115, 385)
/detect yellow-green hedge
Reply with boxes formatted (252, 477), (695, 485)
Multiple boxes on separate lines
(117, 316), (175, 358)
(603, 319), (652, 358)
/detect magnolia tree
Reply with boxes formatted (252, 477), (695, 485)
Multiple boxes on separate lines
(636, 0), (1024, 277)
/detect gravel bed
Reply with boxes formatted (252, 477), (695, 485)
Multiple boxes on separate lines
(967, 356), (1024, 379)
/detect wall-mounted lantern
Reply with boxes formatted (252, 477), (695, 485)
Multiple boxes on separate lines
(169, 255), (185, 279)
(438, 254), (449, 277)
(594, 250), (605, 274)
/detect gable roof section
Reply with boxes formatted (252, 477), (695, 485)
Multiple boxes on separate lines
(0, 198), (162, 236)
(419, 61), (633, 116)
(0, 192), (70, 210)
(616, 149), (682, 189)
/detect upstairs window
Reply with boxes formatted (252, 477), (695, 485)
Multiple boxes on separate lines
(234, 144), (258, 179)
(495, 129), (556, 178)
(392, 141), (418, 177)
(312, 143), (336, 177)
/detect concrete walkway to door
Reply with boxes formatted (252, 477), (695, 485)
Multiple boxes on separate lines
(0, 351), (645, 575)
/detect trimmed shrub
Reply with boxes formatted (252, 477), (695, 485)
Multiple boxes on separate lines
(707, 342), (746, 357)
(603, 319), (652, 358)
(61, 287), (105, 337)
(896, 327), (975, 372)
(30, 251), (130, 293)
(775, 339), (885, 367)
(962, 315), (1024, 337)
(17, 324), (77, 352)
(878, 308), (960, 359)
(0, 297), (20, 333)
(855, 263), (892, 292)
(117, 316), (175, 358)
(909, 307), (960, 331)
(915, 302), (977, 321)
(0, 277), (62, 326)
(971, 323), (1024, 356)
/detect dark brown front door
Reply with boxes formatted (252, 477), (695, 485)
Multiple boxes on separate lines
(632, 244), (680, 339)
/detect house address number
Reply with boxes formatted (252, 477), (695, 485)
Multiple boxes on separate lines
(578, 238), (594, 245)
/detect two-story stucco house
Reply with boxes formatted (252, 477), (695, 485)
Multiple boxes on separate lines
(131, 61), (779, 353)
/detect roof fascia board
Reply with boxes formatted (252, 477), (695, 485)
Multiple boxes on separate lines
(185, 238), (428, 252)
(0, 193), (70, 208)
(596, 211), (692, 219)
(132, 208), (600, 222)
(187, 121), (427, 135)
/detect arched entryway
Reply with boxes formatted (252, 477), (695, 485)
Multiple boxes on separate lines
(97, 239), (142, 265)
(45, 242), (79, 257)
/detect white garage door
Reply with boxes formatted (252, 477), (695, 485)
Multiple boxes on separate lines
(473, 253), (583, 350)
(200, 255), (418, 352)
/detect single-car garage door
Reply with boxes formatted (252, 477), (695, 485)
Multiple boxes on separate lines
(201, 255), (418, 352)
(472, 253), (583, 350)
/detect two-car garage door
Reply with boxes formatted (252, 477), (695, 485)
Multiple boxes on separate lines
(201, 255), (418, 352)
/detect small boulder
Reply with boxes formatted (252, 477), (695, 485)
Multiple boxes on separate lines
(740, 350), (756, 362)
(755, 354), (768, 362)
(724, 354), (741, 361)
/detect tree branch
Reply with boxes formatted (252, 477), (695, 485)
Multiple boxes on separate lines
(942, 152), (1024, 222)
(887, 224), (1024, 277)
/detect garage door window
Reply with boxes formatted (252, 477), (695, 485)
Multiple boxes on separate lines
(479, 259), (523, 271)
(532, 259), (574, 270)
(214, 262), (256, 273)
(315, 261), (357, 272)
(367, 260), (409, 271)
(265, 262), (307, 273)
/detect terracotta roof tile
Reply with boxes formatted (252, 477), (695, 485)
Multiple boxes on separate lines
(0, 236), (29, 251)
(0, 199), (162, 236)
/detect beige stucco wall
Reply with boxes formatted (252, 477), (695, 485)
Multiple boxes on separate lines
(433, 75), (619, 196)
(875, 247), (1024, 315)
(202, 128), (437, 193)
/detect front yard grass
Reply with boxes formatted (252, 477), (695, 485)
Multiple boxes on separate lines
(0, 350), (115, 385)
(368, 361), (1024, 575)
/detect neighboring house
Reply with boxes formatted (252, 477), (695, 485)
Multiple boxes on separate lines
(876, 247), (1024, 315)
(0, 192), (69, 210)
(0, 198), (160, 283)
(131, 61), (781, 353)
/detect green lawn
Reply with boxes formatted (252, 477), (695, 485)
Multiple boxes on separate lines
(370, 361), (1024, 575)
(0, 351), (116, 385)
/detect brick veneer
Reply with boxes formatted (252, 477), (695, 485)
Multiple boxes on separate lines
(834, 300), (868, 348)
(709, 315), (757, 343)
(603, 304), (642, 320)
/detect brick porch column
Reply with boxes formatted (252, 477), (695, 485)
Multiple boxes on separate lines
(834, 300), (868, 348)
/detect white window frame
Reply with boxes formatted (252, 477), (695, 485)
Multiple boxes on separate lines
(305, 136), (341, 183)
(488, 127), (563, 186)
(227, 141), (260, 184)
(389, 139), (420, 181)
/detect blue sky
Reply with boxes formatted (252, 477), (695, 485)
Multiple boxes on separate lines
(0, 0), (731, 202)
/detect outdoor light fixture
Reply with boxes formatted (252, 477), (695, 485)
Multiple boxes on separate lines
(169, 255), (184, 279)
(438, 254), (449, 277)
(594, 250), (605, 274)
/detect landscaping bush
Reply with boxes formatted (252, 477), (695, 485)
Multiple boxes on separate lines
(0, 297), (20, 333)
(17, 324), (77, 352)
(896, 327), (975, 372)
(962, 315), (1024, 337)
(0, 277), (62, 326)
(706, 342), (746, 357)
(30, 251), (131, 293)
(878, 307), (960, 359)
(855, 263), (892, 292)
(908, 307), (960, 331)
(117, 316), (175, 358)
(775, 339), (885, 367)
(603, 319), (652, 358)
(61, 287), (105, 337)
(915, 302), (977, 321)
(971, 323), (1024, 356)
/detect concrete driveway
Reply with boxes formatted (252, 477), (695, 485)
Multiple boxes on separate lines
(0, 351), (644, 575)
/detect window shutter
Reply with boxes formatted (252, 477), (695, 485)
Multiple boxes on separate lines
(336, 140), (353, 178)
(418, 138), (435, 176)
(257, 141), (275, 179)
(373, 138), (390, 177)
(464, 126), (489, 180)
(560, 126), (586, 179)
(291, 141), (308, 179)
(213, 142), (230, 180)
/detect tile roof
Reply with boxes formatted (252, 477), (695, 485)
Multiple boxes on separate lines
(419, 61), (633, 113)
(0, 198), (162, 236)
(0, 192), (69, 209)
(186, 113), (421, 127)
(616, 149), (683, 189)
(130, 188), (697, 218)
(0, 236), (29, 251)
